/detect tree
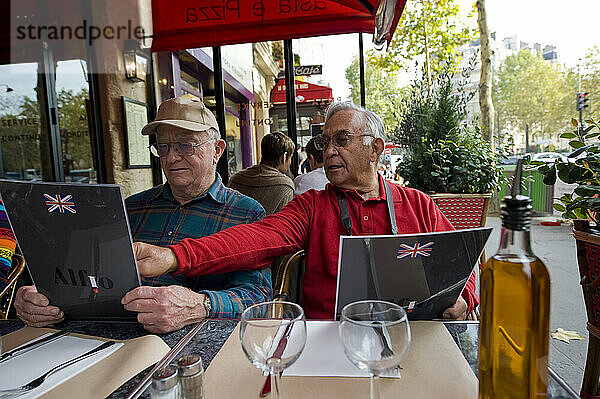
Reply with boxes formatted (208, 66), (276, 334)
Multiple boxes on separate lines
(476, 0), (494, 148)
(345, 56), (408, 136)
(0, 96), (43, 177)
(370, 0), (476, 83)
(56, 88), (93, 172)
(579, 45), (600, 119)
(494, 50), (573, 151)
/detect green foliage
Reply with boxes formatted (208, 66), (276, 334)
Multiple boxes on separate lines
(57, 88), (94, 171)
(0, 96), (43, 174)
(538, 118), (600, 222)
(494, 50), (575, 151)
(370, 0), (476, 77)
(578, 46), (600, 118)
(345, 56), (408, 135)
(0, 88), (92, 177)
(425, 135), (504, 193)
(395, 62), (503, 194)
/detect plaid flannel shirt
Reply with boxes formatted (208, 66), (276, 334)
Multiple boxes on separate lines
(125, 174), (272, 318)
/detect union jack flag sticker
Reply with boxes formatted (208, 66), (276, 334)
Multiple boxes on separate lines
(396, 242), (434, 259)
(44, 194), (76, 214)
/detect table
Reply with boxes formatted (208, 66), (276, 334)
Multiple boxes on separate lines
(0, 319), (580, 398)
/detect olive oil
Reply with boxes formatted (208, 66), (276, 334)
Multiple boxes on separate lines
(479, 161), (551, 399)
(479, 254), (550, 398)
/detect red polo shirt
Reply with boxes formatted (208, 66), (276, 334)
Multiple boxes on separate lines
(171, 176), (478, 319)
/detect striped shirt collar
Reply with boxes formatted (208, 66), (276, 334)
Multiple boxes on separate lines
(151, 173), (228, 205)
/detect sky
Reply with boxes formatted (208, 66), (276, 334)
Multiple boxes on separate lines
(467, 0), (600, 67)
(297, 0), (600, 101)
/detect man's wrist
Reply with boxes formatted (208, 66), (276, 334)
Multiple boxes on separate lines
(167, 248), (178, 273)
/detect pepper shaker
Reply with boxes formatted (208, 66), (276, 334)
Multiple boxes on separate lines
(150, 365), (182, 399)
(177, 354), (205, 399)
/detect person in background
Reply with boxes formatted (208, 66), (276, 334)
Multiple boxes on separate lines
(294, 136), (329, 195)
(0, 198), (16, 292)
(13, 97), (272, 333)
(298, 146), (308, 174)
(228, 132), (295, 215)
(132, 101), (477, 321)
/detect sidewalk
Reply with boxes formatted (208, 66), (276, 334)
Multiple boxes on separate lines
(483, 216), (586, 391)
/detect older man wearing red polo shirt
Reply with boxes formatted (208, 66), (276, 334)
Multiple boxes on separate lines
(135, 102), (477, 320)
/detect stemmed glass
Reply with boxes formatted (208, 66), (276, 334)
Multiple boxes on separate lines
(240, 301), (306, 399)
(339, 300), (411, 399)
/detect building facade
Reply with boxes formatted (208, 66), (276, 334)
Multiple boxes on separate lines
(1, 0), (288, 196)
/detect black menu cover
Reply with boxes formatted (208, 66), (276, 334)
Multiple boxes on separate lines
(0, 179), (140, 320)
(334, 227), (492, 320)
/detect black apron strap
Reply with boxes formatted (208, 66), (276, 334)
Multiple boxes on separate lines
(336, 177), (397, 236)
(336, 190), (353, 235)
(383, 179), (398, 235)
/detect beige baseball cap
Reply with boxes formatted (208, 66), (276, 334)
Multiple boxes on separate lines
(141, 96), (219, 135)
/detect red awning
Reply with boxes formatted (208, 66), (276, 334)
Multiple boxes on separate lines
(150, 0), (407, 52)
(270, 78), (334, 105)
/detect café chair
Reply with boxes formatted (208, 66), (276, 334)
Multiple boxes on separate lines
(273, 250), (305, 304)
(0, 254), (26, 319)
(430, 193), (492, 266)
(431, 193), (492, 322)
(573, 220), (600, 399)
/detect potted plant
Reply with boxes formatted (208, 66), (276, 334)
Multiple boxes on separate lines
(393, 63), (504, 231)
(538, 117), (600, 398)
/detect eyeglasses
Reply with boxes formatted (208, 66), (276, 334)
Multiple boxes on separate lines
(314, 132), (375, 151)
(149, 139), (215, 157)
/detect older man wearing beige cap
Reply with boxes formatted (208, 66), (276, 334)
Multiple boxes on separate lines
(13, 96), (272, 333)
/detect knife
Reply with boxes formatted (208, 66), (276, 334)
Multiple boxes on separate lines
(0, 329), (70, 364)
(260, 323), (293, 397)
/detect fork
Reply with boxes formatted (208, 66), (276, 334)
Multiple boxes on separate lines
(372, 321), (394, 358)
(0, 340), (116, 396)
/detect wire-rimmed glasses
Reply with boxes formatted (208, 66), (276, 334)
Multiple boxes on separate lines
(240, 301), (306, 399)
(148, 139), (215, 157)
(339, 300), (410, 399)
(314, 132), (375, 151)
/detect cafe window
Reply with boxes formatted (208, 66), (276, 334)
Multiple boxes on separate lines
(0, 63), (48, 181)
(180, 70), (201, 98)
(56, 59), (97, 183)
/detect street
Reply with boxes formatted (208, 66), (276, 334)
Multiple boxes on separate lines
(483, 216), (587, 391)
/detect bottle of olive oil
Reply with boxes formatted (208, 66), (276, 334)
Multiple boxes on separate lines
(479, 160), (551, 399)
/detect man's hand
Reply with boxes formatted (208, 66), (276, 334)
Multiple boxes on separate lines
(442, 297), (468, 320)
(133, 242), (178, 277)
(14, 285), (64, 327)
(121, 285), (207, 333)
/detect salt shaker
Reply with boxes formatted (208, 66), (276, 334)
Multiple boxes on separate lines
(150, 365), (182, 399)
(177, 354), (205, 399)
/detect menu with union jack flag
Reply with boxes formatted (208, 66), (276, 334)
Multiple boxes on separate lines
(334, 227), (492, 320)
(0, 179), (140, 320)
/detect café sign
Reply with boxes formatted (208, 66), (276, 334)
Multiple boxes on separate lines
(294, 65), (322, 76)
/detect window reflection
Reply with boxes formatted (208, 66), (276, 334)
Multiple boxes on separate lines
(0, 63), (46, 181)
(56, 59), (96, 183)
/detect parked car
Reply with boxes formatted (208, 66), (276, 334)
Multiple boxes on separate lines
(531, 152), (568, 163)
(499, 155), (522, 165)
(25, 169), (41, 181)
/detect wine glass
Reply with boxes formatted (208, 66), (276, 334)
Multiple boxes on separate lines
(240, 301), (306, 399)
(339, 300), (411, 399)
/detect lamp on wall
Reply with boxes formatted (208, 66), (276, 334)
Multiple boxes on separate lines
(123, 41), (149, 82)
